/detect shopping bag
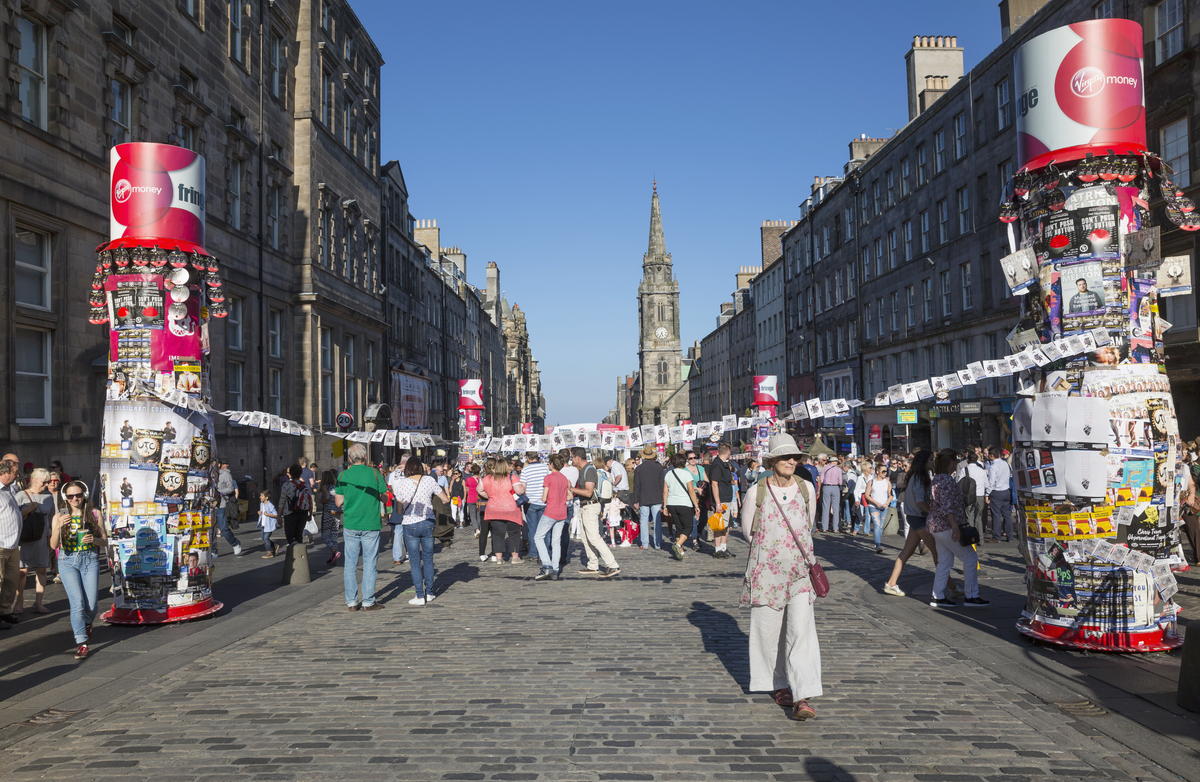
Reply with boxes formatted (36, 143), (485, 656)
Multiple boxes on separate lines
(707, 504), (728, 533)
(303, 516), (319, 536)
(883, 506), (899, 536)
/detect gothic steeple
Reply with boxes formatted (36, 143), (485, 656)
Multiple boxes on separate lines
(645, 181), (668, 265)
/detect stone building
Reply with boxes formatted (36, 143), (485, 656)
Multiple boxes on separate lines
(690, 269), (757, 429)
(633, 185), (690, 426)
(752, 223), (793, 384)
(0, 0), (386, 483)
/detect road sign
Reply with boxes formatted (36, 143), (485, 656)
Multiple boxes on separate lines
(336, 411), (354, 429)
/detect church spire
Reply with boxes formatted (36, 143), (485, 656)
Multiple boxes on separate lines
(646, 182), (667, 262)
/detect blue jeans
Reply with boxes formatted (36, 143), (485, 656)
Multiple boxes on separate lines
(343, 529), (380, 607)
(639, 504), (662, 549)
(525, 504), (546, 562)
(214, 506), (240, 548)
(403, 520), (435, 599)
(59, 550), (99, 645)
(866, 506), (885, 548)
(261, 528), (275, 553)
(535, 514), (566, 573)
(389, 522), (407, 562)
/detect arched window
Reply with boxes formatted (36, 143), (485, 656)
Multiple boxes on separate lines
(657, 360), (668, 385)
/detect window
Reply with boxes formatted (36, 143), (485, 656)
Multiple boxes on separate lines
(268, 309), (282, 357)
(177, 121), (196, 151)
(321, 71), (334, 127)
(905, 286), (915, 328)
(269, 33), (283, 98)
(319, 203), (331, 265)
(269, 368), (282, 416)
(229, 159), (242, 230)
(343, 97), (352, 147)
(861, 246), (871, 281)
(938, 200), (949, 244)
(886, 168), (895, 207)
(1157, 0), (1184, 62)
(110, 80), (131, 146)
(15, 228), (50, 310)
(917, 144), (928, 186)
(920, 211), (930, 253)
(835, 269), (844, 304)
(940, 270), (952, 316)
(227, 361), (243, 411)
(1162, 118), (1190, 186)
(15, 327), (50, 424)
(901, 157), (911, 196)
(844, 205), (855, 239)
(321, 0), (331, 30)
(847, 261), (856, 299)
(888, 230), (897, 270)
(320, 327), (333, 425)
(182, 0), (201, 21)
(344, 33), (354, 62)
(1094, 0), (1116, 17)
(922, 278), (933, 321)
(953, 113), (966, 160)
(269, 184), (282, 249)
(873, 180), (881, 216)
(865, 302), (873, 339)
(229, 0), (243, 62)
(227, 296), (243, 349)
(974, 95), (986, 144)
(961, 262), (974, 310)
(836, 324), (844, 361)
(934, 129), (946, 173)
(344, 336), (356, 418)
(998, 158), (1014, 191)
(903, 221), (913, 261)
(17, 15), (47, 129)
(957, 187), (970, 234)
(113, 18), (134, 43)
(996, 80), (1012, 130)
(822, 225), (830, 257)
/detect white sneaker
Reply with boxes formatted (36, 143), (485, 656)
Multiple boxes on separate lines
(882, 582), (905, 597)
(619, 541), (631, 547)
(233, 544), (242, 556)
(479, 555), (487, 562)
(407, 597), (426, 606)
(424, 593), (436, 602)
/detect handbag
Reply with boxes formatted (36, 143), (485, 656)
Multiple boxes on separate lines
(21, 506), (46, 543)
(958, 524), (981, 547)
(766, 481), (830, 598)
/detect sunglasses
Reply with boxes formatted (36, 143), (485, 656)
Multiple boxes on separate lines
(65, 493), (85, 500)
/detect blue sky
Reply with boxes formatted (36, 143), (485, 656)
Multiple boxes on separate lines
(356, 0), (1002, 426)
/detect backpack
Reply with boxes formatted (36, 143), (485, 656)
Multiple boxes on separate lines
(595, 470), (614, 502)
(958, 474), (977, 505)
(289, 479), (313, 515)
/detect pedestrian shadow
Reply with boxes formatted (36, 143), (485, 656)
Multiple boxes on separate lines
(686, 601), (749, 690)
(804, 757), (861, 781)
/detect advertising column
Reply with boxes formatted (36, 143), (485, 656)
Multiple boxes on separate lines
(752, 375), (779, 418)
(95, 143), (226, 624)
(1005, 20), (1187, 651)
(458, 379), (484, 435)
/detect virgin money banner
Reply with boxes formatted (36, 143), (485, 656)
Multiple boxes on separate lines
(458, 378), (484, 409)
(111, 143), (206, 246)
(1015, 19), (1145, 170)
(752, 375), (779, 407)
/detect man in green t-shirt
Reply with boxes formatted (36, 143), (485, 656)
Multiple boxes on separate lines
(335, 443), (387, 610)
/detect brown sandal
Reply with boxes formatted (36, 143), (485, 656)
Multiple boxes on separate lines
(772, 688), (794, 706)
(791, 700), (816, 721)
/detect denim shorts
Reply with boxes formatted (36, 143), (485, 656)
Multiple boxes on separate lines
(908, 514), (928, 530)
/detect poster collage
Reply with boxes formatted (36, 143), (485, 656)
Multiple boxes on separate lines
(997, 153), (1193, 643)
(93, 248), (224, 615)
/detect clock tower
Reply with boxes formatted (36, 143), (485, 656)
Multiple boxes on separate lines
(636, 184), (688, 425)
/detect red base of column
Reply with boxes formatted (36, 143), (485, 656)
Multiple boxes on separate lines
(101, 599), (223, 625)
(1017, 616), (1182, 653)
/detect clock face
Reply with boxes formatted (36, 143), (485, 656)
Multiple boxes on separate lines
(655, 327), (668, 340)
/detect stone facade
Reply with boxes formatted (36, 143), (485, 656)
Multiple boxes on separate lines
(690, 274), (756, 428)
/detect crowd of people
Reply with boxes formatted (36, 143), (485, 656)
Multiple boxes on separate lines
(7, 437), (1200, 722)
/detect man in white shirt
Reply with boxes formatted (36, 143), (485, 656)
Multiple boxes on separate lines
(961, 453), (989, 541)
(520, 452), (551, 563)
(606, 454), (628, 498)
(985, 446), (1013, 542)
(0, 460), (25, 627)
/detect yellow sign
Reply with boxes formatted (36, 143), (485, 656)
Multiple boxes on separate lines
(896, 409), (918, 424)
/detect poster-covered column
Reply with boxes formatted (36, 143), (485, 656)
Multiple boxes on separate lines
(1005, 20), (1191, 651)
(94, 143), (227, 624)
(458, 379), (484, 435)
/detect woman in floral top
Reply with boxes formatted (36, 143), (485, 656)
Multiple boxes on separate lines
(928, 449), (989, 609)
(739, 433), (822, 721)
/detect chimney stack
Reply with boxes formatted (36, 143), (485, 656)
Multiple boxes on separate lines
(905, 34), (964, 121)
(1000, 0), (1051, 40)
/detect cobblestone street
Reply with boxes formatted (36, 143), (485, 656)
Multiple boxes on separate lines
(2, 530), (1199, 781)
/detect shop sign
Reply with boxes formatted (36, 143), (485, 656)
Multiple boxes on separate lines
(896, 409), (918, 424)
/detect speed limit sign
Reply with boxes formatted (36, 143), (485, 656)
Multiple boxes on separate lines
(336, 411), (354, 429)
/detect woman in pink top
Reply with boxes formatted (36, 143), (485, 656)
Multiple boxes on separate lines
(465, 465), (481, 536)
(478, 458), (526, 564)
